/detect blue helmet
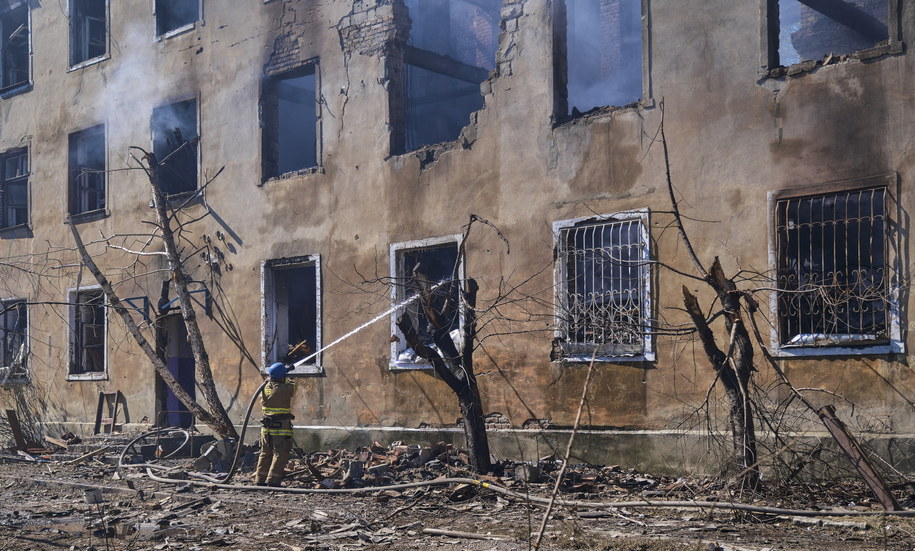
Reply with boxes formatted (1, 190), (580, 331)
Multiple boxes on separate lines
(267, 362), (288, 380)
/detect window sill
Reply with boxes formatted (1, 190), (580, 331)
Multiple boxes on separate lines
(771, 341), (904, 358)
(68, 55), (110, 73)
(68, 208), (108, 225)
(554, 353), (655, 364)
(0, 223), (31, 239)
(287, 365), (324, 377)
(155, 22), (200, 41)
(389, 360), (435, 372)
(261, 166), (324, 185)
(554, 98), (650, 128)
(762, 41), (905, 80)
(67, 372), (108, 381)
(0, 82), (32, 99)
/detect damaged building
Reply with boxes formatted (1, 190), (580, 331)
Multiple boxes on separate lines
(0, 0), (914, 475)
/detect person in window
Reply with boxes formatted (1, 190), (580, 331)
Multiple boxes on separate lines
(255, 362), (297, 487)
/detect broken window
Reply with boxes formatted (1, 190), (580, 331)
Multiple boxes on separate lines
(262, 64), (320, 179)
(152, 98), (198, 196)
(69, 289), (106, 377)
(70, 0), (107, 66)
(556, 0), (644, 116)
(771, 0), (896, 67)
(1, 3), (29, 91)
(775, 187), (892, 348)
(0, 148), (27, 230)
(390, 238), (461, 368)
(0, 299), (27, 382)
(68, 125), (106, 216)
(263, 257), (321, 374)
(554, 213), (652, 361)
(155, 0), (200, 37)
(396, 0), (499, 152)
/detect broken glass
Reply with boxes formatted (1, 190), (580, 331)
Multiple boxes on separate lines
(265, 68), (318, 177)
(72, 290), (105, 374)
(565, 0), (643, 114)
(71, 0), (106, 65)
(0, 149), (27, 229)
(269, 262), (318, 365)
(777, 0), (889, 66)
(0, 300), (26, 378)
(69, 126), (106, 215)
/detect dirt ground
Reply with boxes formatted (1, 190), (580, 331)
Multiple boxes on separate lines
(1, 438), (915, 551)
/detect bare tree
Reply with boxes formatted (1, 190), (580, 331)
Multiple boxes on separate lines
(67, 143), (239, 440)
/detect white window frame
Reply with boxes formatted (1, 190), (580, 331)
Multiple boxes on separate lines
(767, 174), (903, 357)
(552, 209), (654, 363)
(261, 255), (323, 376)
(389, 234), (464, 371)
(152, 0), (203, 41)
(261, 60), (323, 181)
(0, 146), (30, 232)
(67, 0), (110, 71)
(0, 297), (28, 383)
(67, 285), (108, 381)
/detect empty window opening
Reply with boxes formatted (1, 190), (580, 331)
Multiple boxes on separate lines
(1, 4), (29, 91)
(773, 0), (890, 66)
(264, 257), (321, 373)
(775, 188), (889, 347)
(0, 148), (27, 230)
(555, 215), (652, 361)
(69, 125), (106, 216)
(0, 300), (27, 381)
(152, 98), (198, 196)
(400, 0), (499, 152)
(390, 238), (461, 368)
(70, 0), (107, 66)
(558, 0), (643, 116)
(155, 0), (200, 37)
(70, 289), (106, 376)
(262, 65), (319, 178)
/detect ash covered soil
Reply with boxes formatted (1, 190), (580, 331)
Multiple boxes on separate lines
(1, 437), (914, 551)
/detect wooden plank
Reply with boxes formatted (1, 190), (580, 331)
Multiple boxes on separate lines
(5, 409), (27, 450)
(817, 405), (901, 511)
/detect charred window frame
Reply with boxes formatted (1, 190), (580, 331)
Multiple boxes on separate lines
(261, 63), (321, 180)
(0, 148), (28, 231)
(553, 211), (653, 363)
(553, 0), (650, 119)
(768, 174), (903, 357)
(151, 97), (199, 197)
(0, 299), (27, 382)
(262, 256), (322, 376)
(1, 3), (30, 94)
(154, 0), (201, 38)
(390, 0), (500, 154)
(69, 0), (108, 68)
(68, 125), (106, 219)
(762, 0), (902, 72)
(68, 287), (107, 379)
(389, 236), (463, 370)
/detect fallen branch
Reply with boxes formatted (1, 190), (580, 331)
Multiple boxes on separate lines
(421, 528), (509, 541)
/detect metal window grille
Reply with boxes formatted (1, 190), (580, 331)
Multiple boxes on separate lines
(775, 187), (888, 347)
(558, 219), (648, 357)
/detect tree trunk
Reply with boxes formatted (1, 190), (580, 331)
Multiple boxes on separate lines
(147, 154), (238, 440)
(683, 271), (759, 488)
(396, 278), (491, 473)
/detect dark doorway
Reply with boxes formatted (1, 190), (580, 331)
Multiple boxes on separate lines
(157, 315), (195, 428)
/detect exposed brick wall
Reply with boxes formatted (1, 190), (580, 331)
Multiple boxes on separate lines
(336, 0), (407, 58)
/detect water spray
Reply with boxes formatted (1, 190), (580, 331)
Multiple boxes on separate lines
(291, 279), (449, 369)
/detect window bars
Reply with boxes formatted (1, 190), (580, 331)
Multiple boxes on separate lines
(775, 187), (888, 347)
(558, 218), (648, 358)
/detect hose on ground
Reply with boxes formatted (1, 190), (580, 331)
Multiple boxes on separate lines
(140, 469), (915, 517)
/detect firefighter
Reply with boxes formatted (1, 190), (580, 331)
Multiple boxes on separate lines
(255, 362), (297, 486)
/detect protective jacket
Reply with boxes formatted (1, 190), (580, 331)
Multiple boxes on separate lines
(260, 380), (296, 436)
